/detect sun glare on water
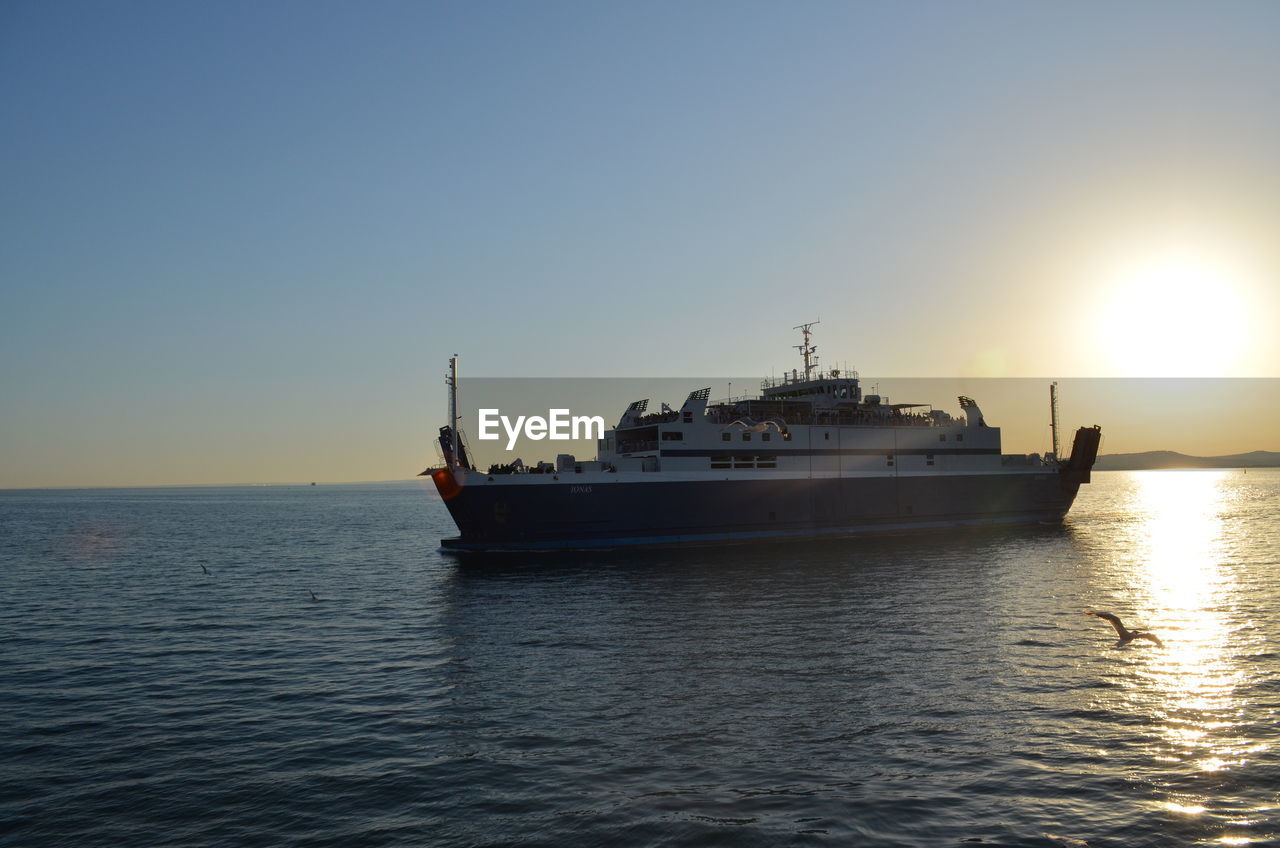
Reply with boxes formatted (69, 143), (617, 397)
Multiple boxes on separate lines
(1096, 251), (1252, 377)
(1116, 471), (1272, 835)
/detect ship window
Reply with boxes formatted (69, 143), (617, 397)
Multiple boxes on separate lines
(683, 412), (692, 423)
(757, 456), (777, 468)
(661, 431), (683, 441)
(927, 455), (935, 466)
(939, 434), (946, 442)
(733, 455), (754, 468)
(761, 432), (771, 442)
(824, 432), (830, 440)
(886, 454), (895, 466)
(710, 456), (731, 469)
(956, 433), (964, 442)
(742, 433), (751, 441)
(722, 433), (731, 441)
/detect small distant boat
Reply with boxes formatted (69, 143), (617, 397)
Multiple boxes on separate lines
(422, 324), (1102, 551)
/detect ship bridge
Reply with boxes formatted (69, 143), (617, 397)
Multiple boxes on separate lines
(756, 320), (862, 409)
(760, 370), (862, 408)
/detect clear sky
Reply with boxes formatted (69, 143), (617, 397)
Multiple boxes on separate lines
(2, 1), (1278, 487)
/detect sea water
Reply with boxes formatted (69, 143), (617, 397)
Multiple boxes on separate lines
(2, 470), (1277, 847)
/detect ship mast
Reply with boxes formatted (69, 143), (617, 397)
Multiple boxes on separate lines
(448, 355), (459, 467)
(794, 320), (820, 380)
(1049, 381), (1060, 460)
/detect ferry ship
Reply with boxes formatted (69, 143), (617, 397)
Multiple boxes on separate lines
(422, 324), (1101, 551)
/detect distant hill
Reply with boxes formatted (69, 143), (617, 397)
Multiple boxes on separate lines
(1094, 450), (1280, 471)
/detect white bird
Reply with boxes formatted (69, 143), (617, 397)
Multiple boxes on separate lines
(1085, 610), (1164, 648)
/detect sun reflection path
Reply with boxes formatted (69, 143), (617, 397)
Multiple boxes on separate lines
(1113, 471), (1270, 836)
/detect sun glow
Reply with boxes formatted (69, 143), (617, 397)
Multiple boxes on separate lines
(1096, 251), (1252, 377)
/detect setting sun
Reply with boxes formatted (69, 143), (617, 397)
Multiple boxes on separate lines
(1096, 251), (1252, 377)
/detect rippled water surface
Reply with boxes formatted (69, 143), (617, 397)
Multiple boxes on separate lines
(2, 471), (1278, 847)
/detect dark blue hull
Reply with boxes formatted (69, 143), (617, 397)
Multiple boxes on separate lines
(437, 472), (1085, 551)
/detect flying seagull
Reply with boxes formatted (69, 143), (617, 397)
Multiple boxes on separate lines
(1085, 610), (1164, 648)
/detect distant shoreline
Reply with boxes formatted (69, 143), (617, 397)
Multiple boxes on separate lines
(1094, 450), (1280, 471)
(4, 455), (1279, 489)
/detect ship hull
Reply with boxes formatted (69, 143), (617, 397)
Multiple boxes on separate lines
(435, 471), (1084, 551)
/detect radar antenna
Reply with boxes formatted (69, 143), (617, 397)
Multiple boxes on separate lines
(793, 320), (820, 380)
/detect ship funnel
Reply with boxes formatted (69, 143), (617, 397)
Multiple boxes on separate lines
(617, 398), (649, 429)
(681, 387), (711, 417)
(957, 396), (987, 427)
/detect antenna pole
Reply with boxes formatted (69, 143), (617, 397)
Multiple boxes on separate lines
(1049, 381), (1060, 460)
(793, 320), (820, 380)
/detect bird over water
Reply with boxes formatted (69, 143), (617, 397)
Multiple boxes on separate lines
(1085, 610), (1164, 648)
